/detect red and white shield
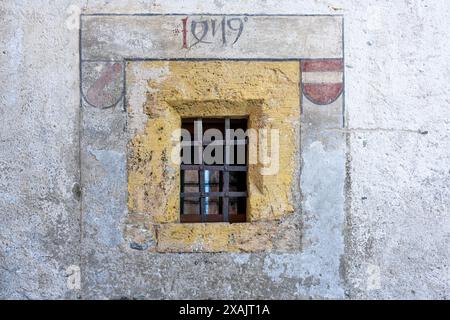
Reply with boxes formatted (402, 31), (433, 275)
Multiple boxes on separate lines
(81, 61), (124, 109)
(301, 59), (344, 105)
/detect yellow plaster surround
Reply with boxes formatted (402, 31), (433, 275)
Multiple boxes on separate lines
(126, 61), (300, 252)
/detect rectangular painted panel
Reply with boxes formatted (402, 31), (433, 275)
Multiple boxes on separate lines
(81, 14), (343, 60)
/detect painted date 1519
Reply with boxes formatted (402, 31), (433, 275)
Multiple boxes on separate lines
(181, 16), (247, 48)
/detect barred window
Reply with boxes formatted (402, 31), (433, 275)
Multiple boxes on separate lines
(180, 118), (247, 223)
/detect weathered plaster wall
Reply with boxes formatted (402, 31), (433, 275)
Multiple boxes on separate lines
(0, 1), (81, 299)
(1, 0), (449, 299)
(126, 61), (300, 253)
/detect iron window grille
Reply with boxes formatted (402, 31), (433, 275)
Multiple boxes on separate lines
(180, 118), (248, 223)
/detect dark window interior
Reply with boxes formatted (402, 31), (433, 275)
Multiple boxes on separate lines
(180, 118), (247, 223)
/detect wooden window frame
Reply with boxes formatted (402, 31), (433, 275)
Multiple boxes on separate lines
(180, 118), (247, 223)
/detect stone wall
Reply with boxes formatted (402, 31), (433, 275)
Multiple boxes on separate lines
(0, 0), (449, 299)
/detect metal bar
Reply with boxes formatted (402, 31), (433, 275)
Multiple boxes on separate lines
(228, 191), (247, 197)
(194, 119), (205, 222)
(204, 169), (210, 215)
(182, 140), (247, 146)
(181, 191), (247, 197)
(223, 118), (230, 222)
(180, 169), (185, 215)
(180, 141), (203, 146)
(194, 119), (203, 165)
(223, 166), (247, 171)
(219, 169), (223, 215)
(181, 192), (202, 197)
(199, 168), (205, 222)
(181, 164), (247, 171)
(201, 140), (247, 146)
(181, 164), (204, 170)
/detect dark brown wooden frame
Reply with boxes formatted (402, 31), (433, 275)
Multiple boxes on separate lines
(180, 118), (247, 223)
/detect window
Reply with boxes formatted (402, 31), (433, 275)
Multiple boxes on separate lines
(180, 118), (247, 223)
(125, 61), (300, 252)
